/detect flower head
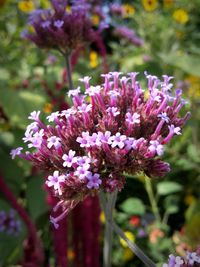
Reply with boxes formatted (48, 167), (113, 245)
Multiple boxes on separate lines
(23, 0), (95, 53)
(12, 71), (189, 227)
(173, 9), (189, 24)
(0, 210), (21, 235)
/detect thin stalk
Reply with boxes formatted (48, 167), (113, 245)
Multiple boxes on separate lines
(99, 191), (156, 267)
(145, 176), (161, 223)
(100, 191), (117, 267)
(65, 53), (73, 89)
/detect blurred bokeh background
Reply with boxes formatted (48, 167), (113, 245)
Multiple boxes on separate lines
(0, 0), (200, 266)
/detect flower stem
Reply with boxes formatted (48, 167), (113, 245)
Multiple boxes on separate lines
(65, 53), (73, 90)
(144, 175), (161, 223)
(99, 191), (156, 267)
(100, 191), (117, 267)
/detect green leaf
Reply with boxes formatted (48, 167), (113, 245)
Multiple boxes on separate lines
(0, 89), (46, 129)
(159, 52), (200, 77)
(120, 197), (145, 215)
(157, 181), (182, 196)
(26, 177), (48, 221)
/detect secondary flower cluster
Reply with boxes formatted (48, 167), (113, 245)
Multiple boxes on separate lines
(163, 251), (200, 267)
(11, 71), (190, 227)
(0, 210), (21, 235)
(23, 0), (95, 53)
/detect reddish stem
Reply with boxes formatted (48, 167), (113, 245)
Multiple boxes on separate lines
(0, 174), (44, 267)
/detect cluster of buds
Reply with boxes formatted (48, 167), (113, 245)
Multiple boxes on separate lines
(0, 209), (21, 235)
(23, 0), (95, 54)
(11, 71), (190, 227)
(163, 251), (200, 267)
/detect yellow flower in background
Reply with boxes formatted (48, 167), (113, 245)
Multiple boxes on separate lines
(89, 51), (98, 68)
(163, 0), (173, 9)
(100, 211), (105, 223)
(66, 5), (71, 13)
(122, 4), (135, 18)
(18, 0), (35, 13)
(43, 103), (53, 114)
(185, 75), (200, 98)
(123, 248), (134, 262)
(173, 9), (189, 24)
(92, 14), (100, 26)
(120, 231), (135, 248)
(142, 0), (158, 12)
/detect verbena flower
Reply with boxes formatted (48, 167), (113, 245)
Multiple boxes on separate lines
(163, 250), (200, 267)
(22, 0), (95, 54)
(0, 210), (21, 235)
(11, 71), (190, 227)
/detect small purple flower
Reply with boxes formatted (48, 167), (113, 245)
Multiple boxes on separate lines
(62, 150), (77, 168)
(76, 131), (91, 148)
(169, 125), (181, 135)
(61, 108), (76, 119)
(126, 112), (140, 125)
(85, 86), (102, 96)
(74, 165), (91, 180)
(28, 111), (40, 121)
(47, 111), (60, 122)
(68, 87), (81, 97)
(10, 147), (23, 159)
(27, 129), (44, 148)
(47, 136), (61, 149)
(77, 156), (91, 169)
(86, 173), (102, 189)
(106, 107), (120, 117)
(108, 132), (127, 149)
(158, 112), (170, 123)
(149, 140), (164, 156)
(46, 170), (66, 195)
(54, 20), (64, 28)
(78, 103), (92, 113)
(41, 20), (51, 28)
(98, 131), (111, 143)
(186, 252), (200, 265)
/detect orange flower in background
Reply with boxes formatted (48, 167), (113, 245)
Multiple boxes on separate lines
(149, 228), (165, 244)
(142, 0), (158, 12)
(173, 9), (189, 24)
(18, 0), (35, 13)
(43, 103), (53, 114)
(163, 0), (173, 9)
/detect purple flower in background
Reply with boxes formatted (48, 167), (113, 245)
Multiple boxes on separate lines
(0, 210), (21, 235)
(12, 71), (190, 227)
(163, 250), (200, 267)
(23, 0), (95, 53)
(10, 147), (23, 159)
(114, 26), (144, 47)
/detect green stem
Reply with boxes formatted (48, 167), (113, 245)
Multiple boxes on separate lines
(145, 176), (161, 223)
(65, 53), (73, 90)
(99, 191), (156, 267)
(100, 191), (117, 267)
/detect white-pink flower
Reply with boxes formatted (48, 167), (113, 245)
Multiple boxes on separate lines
(46, 171), (66, 195)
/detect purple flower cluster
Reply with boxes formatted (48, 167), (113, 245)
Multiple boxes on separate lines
(163, 251), (200, 267)
(23, 0), (95, 53)
(114, 26), (144, 47)
(0, 210), (21, 235)
(11, 71), (190, 227)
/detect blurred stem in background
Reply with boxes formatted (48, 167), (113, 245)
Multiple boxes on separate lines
(145, 176), (161, 223)
(65, 53), (73, 90)
(99, 191), (156, 267)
